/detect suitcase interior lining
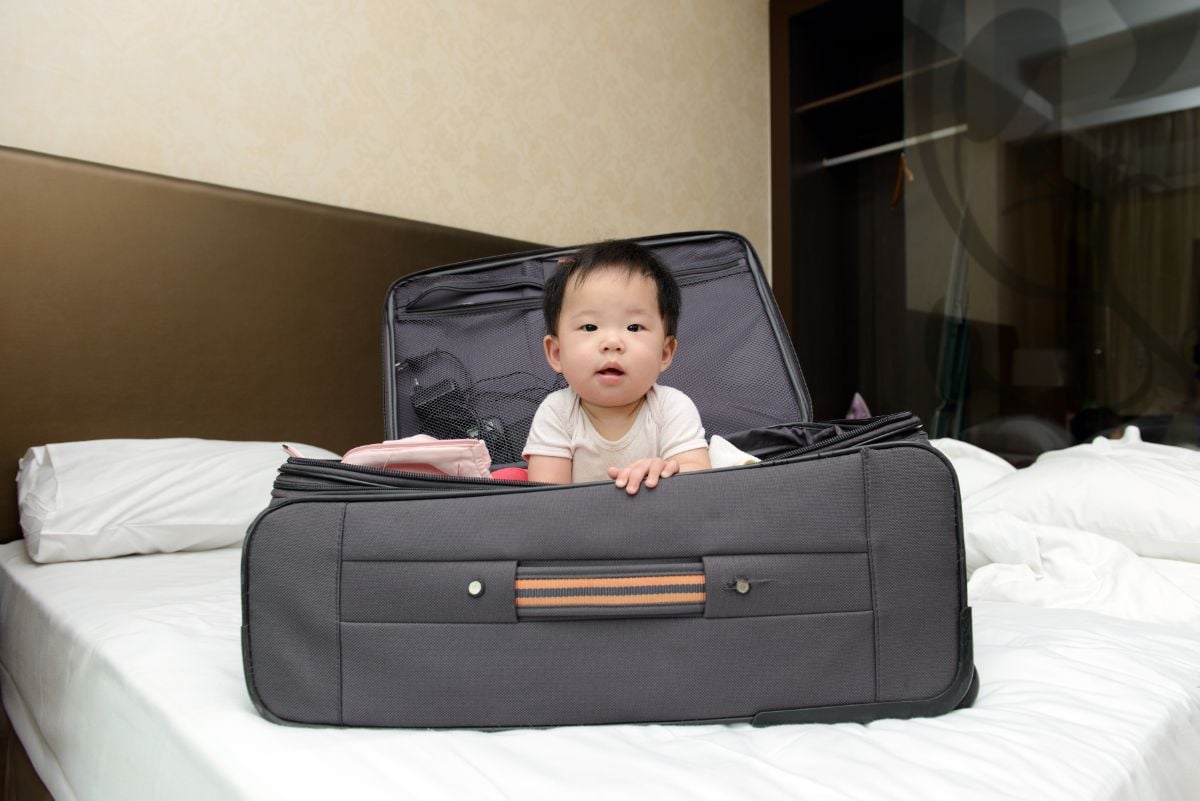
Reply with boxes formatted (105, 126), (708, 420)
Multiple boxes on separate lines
(386, 234), (809, 464)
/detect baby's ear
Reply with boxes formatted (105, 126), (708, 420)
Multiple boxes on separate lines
(659, 336), (678, 371)
(543, 335), (563, 373)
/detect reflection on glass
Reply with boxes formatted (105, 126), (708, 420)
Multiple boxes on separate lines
(902, 0), (1199, 463)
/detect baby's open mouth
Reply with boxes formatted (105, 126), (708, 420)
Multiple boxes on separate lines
(598, 366), (624, 377)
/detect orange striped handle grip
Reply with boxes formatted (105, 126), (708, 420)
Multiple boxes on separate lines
(515, 572), (706, 609)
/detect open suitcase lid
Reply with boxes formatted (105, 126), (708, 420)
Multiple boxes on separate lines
(382, 231), (812, 464)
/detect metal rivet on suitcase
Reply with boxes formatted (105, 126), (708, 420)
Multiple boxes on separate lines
(734, 577), (751, 595)
(467, 580), (485, 597)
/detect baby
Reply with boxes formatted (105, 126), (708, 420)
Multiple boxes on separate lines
(523, 240), (711, 494)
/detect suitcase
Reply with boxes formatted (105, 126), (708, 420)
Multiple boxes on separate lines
(242, 231), (977, 728)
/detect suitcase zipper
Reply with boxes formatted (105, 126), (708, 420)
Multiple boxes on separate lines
(280, 412), (916, 497)
(670, 257), (744, 282)
(395, 295), (542, 319)
(391, 258), (746, 319)
(758, 413), (923, 461)
(276, 457), (541, 494)
(403, 279), (545, 314)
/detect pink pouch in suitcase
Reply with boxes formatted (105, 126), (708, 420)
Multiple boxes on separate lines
(341, 435), (492, 478)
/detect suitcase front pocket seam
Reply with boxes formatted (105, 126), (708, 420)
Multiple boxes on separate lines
(338, 555), (872, 624)
(703, 553), (873, 619)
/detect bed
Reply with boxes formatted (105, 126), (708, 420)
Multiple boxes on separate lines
(2, 430), (1200, 801)
(3, 148), (1200, 800)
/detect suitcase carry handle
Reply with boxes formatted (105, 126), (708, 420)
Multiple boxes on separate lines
(514, 562), (706, 619)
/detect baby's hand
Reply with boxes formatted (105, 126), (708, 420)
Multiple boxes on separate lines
(608, 458), (679, 496)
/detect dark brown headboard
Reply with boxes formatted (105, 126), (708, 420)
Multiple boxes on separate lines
(0, 147), (539, 541)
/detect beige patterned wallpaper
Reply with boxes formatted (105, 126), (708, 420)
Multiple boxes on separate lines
(0, 0), (771, 269)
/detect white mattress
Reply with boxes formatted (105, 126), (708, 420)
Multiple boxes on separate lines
(2, 540), (1199, 801)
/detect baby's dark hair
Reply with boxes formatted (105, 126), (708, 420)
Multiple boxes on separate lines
(543, 240), (681, 337)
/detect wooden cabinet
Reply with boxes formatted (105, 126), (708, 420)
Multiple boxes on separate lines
(771, 0), (963, 422)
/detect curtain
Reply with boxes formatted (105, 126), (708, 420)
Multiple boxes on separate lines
(1064, 107), (1200, 419)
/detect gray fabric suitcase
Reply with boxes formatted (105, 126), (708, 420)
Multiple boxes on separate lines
(242, 231), (977, 728)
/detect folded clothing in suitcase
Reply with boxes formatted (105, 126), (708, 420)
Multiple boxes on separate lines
(242, 231), (976, 728)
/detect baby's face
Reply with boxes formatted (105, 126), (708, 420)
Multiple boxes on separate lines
(544, 267), (676, 412)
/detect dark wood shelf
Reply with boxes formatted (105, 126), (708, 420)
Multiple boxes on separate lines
(778, 0), (965, 421)
(794, 56), (960, 115)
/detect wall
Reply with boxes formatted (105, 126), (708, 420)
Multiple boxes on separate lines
(0, 0), (772, 268)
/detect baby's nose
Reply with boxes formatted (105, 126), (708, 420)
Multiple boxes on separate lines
(601, 333), (624, 351)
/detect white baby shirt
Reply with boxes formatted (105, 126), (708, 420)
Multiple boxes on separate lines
(522, 384), (707, 482)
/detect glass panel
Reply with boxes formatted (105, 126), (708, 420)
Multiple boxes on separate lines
(902, 0), (1200, 463)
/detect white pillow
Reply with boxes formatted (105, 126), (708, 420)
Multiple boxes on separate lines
(16, 438), (338, 563)
(964, 427), (1200, 563)
(928, 437), (1016, 498)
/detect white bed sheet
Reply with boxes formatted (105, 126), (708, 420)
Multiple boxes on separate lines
(2, 541), (1199, 801)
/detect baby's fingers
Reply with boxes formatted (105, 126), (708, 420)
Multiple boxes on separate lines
(609, 464), (637, 491)
(623, 462), (652, 495)
(642, 459), (678, 489)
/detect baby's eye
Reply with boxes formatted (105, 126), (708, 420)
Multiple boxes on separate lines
(581, 324), (598, 332)
(627, 324), (642, 332)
